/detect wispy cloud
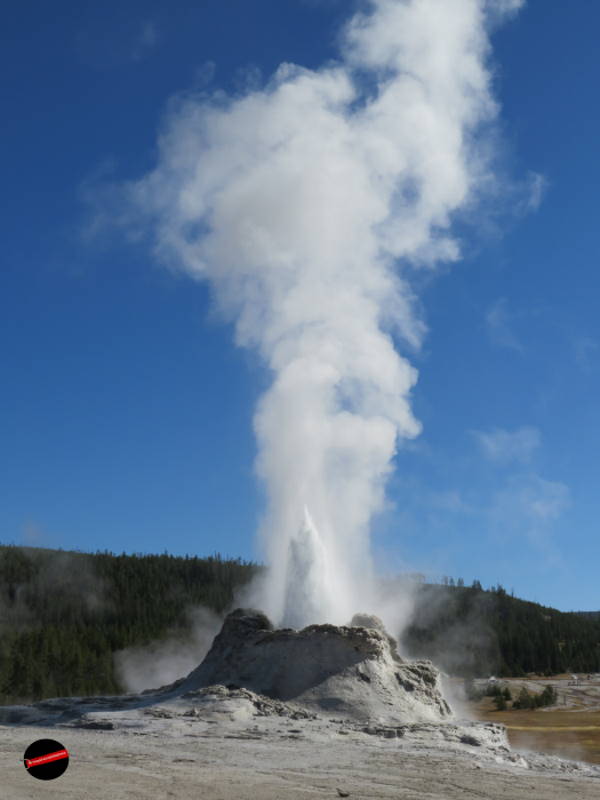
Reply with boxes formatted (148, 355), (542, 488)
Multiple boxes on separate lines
(193, 61), (216, 89)
(524, 170), (548, 212)
(131, 20), (159, 63)
(520, 476), (570, 522)
(473, 425), (541, 464)
(573, 335), (598, 374)
(76, 17), (160, 69)
(485, 297), (523, 351)
(493, 474), (570, 523)
(489, 473), (570, 563)
(492, 0), (525, 14)
(470, 421), (569, 566)
(430, 489), (472, 514)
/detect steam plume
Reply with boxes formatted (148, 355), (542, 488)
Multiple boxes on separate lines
(124, 0), (522, 627)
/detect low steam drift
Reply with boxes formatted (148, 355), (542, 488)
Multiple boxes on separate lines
(125, 0), (523, 631)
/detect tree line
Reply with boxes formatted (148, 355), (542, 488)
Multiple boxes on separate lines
(402, 580), (600, 677)
(1, 545), (599, 703)
(0, 545), (257, 703)
(465, 679), (558, 711)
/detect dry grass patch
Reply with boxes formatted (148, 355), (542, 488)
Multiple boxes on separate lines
(473, 699), (600, 764)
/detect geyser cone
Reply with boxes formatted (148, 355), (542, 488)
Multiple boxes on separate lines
(282, 506), (331, 629)
(181, 608), (452, 724)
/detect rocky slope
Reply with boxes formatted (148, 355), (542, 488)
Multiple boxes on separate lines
(181, 609), (451, 723)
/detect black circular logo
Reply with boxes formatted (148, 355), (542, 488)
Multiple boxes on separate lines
(23, 739), (69, 780)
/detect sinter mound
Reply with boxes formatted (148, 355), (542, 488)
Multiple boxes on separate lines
(181, 608), (452, 724)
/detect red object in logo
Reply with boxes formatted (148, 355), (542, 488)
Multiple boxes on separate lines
(23, 739), (70, 780)
(25, 748), (69, 769)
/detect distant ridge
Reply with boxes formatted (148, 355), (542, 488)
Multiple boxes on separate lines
(0, 544), (598, 704)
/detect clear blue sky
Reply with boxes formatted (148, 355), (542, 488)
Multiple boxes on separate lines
(2, 1), (599, 611)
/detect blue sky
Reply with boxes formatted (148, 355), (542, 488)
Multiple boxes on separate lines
(2, 1), (599, 611)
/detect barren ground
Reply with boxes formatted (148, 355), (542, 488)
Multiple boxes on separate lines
(2, 693), (599, 800)
(3, 629), (600, 798)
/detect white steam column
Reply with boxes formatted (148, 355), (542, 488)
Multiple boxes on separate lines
(282, 507), (331, 629)
(126, 0), (526, 631)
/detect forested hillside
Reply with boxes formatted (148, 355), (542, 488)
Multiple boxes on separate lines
(0, 545), (256, 703)
(579, 611), (600, 622)
(402, 581), (600, 677)
(0, 544), (598, 703)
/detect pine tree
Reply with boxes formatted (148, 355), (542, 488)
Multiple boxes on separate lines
(493, 693), (507, 711)
(513, 687), (532, 710)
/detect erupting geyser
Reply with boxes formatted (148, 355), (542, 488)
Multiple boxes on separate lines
(282, 507), (331, 629)
(124, 0), (526, 629)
